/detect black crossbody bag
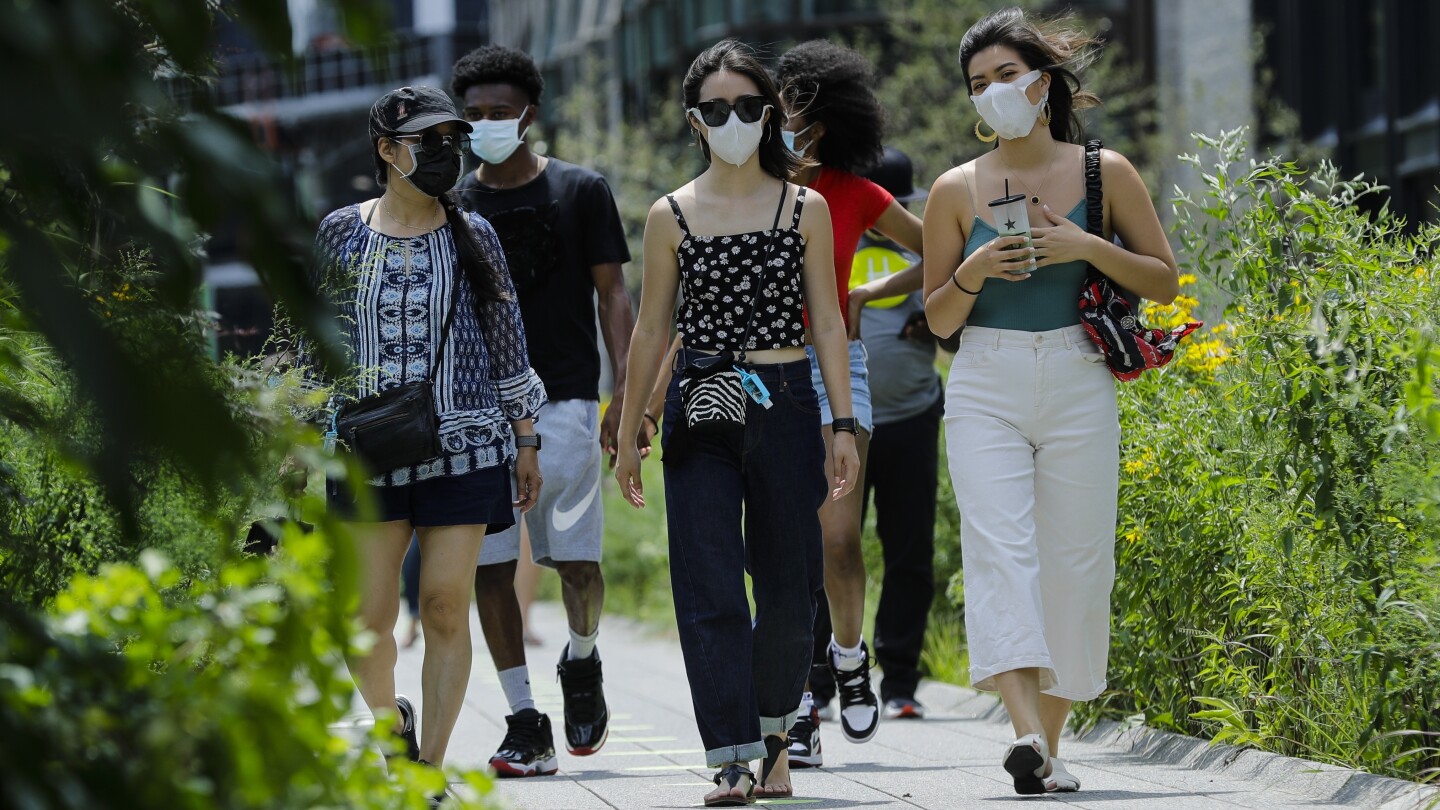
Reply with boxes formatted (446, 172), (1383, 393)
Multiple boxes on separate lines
(677, 183), (788, 435)
(335, 204), (461, 473)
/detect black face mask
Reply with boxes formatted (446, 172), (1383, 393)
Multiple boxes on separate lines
(395, 141), (462, 197)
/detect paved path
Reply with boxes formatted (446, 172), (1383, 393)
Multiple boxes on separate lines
(391, 602), (1436, 810)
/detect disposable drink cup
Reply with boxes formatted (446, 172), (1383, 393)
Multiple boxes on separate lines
(988, 191), (1036, 274)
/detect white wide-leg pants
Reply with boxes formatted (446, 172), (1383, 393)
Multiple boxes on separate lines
(943, 324), (1119, 701)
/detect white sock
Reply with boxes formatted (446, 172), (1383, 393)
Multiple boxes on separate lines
(568, 628), (599, 660)
(497, 666), (535, 714)
(830, 637), (865, 672)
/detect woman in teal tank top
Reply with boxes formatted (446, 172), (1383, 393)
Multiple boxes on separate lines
(920, 7), (1181, 798)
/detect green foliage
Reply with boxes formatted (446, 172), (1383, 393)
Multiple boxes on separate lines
(0, 0), (383, 538)
(0, 530), (488, 808)
(1082, 128), (1440, 782)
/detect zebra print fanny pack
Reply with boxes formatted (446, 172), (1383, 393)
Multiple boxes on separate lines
(677, 183), (788, 435)
(679, 351), (747, 435)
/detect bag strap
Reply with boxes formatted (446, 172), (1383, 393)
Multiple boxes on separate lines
(735, 182), (789, 362)
(1083, 139), (1103, 238)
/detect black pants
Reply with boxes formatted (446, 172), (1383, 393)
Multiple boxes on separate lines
(811, 395), (941, 703)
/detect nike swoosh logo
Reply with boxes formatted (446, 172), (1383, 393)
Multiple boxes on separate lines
(552, 475), (600, 533)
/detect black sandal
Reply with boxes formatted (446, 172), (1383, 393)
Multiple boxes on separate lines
(706, 763), (755, 807)
(757, 735), (793, 798)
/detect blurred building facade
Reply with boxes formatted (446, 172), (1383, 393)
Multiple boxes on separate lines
(206, 0), (488, 357)
(210, 0), (1436, 356)
(1256, 0), (1440, 223)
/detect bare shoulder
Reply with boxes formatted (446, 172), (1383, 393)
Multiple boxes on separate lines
(645, 194), (684, 247)
(1099, 148), (1144, 185)
(797, 186), (831, 234)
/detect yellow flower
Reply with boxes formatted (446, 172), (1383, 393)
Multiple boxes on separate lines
(1122, 527), (1143, 544)
(1177, 273), (1198, 286)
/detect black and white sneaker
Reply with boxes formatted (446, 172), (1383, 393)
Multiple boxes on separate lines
(393, 695), (421, 762)
(488, 708), (559, 778)
(786, 697), (823, 768)
(556, 645), (609, 755)
(830, 642), (880, 743)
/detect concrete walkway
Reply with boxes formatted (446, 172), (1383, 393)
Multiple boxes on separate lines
(392, 602), (1437, 810)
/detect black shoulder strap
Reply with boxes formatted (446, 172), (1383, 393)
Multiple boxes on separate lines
(666, 194), (691, 235)
(736, 182), (790, 359)
(1083, 139), (1103, 237)
(428, 262), (462, 382)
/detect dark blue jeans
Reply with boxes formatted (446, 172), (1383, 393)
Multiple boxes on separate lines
(662, 350), (827, 767)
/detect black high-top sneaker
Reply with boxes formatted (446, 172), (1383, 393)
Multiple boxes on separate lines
(830, 641), (880, 743)
(556, 644), (609, 755)
(786, 696), (823, 768)
(392, 695), (421, 762)
(488, 709), (559, 778)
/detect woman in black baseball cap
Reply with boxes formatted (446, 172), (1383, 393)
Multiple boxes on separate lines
(307, 85), (547, 797)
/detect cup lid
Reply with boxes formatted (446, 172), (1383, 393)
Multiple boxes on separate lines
(988, 193), (1027, 207)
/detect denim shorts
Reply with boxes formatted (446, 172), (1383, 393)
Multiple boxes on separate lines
(805, 338), (874, 434)
(326, 465), (515, 532)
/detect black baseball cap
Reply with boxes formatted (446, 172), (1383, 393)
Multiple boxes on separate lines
(862, 146), (928, 204)
(368, 86), (473, 140)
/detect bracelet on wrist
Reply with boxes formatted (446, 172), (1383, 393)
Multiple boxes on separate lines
(951, 272), (981, 296)
(831, 417), (860, 436)
(642, 412), (659, 429)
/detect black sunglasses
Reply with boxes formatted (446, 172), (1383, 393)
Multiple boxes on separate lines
(393, 130), (469, 158)
(692, 95), (769, 128)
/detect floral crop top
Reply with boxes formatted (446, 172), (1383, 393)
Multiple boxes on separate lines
(669, 185), (808, 353)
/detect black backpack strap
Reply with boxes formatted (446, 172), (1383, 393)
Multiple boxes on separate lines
(1083, 139), (1103, 238)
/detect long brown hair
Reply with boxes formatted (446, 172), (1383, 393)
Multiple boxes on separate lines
(959, 8), (1102, 144)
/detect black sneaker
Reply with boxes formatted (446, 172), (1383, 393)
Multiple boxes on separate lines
(416, 761), (454, 807)
(830, 642), (880, 743)
(786, 698), (823, 768)
(809, 662), (837, 721)
(488, 709), (559, 778)
(393, 695), (421, 762)
(556, 645), (609, 755)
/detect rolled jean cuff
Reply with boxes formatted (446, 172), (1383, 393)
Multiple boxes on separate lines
(706, 741), (766, 768)
(760, 709), (800, 738)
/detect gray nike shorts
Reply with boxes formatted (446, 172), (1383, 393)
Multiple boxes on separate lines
(479, 398), (603, 568)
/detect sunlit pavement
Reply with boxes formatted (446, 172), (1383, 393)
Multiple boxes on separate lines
(390, 602), (1436, 809)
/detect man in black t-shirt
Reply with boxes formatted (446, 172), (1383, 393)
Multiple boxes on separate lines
(452, 45), (636, 777)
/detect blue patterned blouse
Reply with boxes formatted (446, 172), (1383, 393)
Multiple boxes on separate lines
(309, 203), (547, 485)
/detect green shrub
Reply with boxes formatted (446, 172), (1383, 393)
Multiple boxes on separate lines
(1076, 129), (1440, 782)
(0, 521), (493, 808)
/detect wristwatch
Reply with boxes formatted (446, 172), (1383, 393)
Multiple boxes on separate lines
(831, 417), (859, 436)
(515, 434), (542, 451)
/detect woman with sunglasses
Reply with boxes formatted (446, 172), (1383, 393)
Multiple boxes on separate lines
(773, 39), (926, 758)
(614, 40), (858, 807)
(925, 10), (1178, 794)
(310, 86), (545, 802)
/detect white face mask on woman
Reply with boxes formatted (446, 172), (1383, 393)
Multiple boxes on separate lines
(972, 69), (1048, 140)
(692, 106), (770, 166)
(469, 107), (530, 164)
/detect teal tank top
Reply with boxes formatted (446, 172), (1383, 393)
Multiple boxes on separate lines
(962, 200), (1088, 332)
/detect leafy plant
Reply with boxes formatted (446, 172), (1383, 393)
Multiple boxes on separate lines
(1080, 128), (1440, 782)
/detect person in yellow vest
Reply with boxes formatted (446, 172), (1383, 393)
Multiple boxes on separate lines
(846, 147), (945, 721)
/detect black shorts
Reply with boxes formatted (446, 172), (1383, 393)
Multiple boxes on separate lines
(326, 465), (515, 532)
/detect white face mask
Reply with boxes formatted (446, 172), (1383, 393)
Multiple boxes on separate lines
(972, 70), (1048, 140)
(691, 105), (770, 167)
(468, 106), (530, 164)
(781, 123), (815, 156)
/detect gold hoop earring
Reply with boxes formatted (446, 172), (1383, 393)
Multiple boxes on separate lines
(974, 120), (998, 143)
(1039, 102), (1052, 127)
